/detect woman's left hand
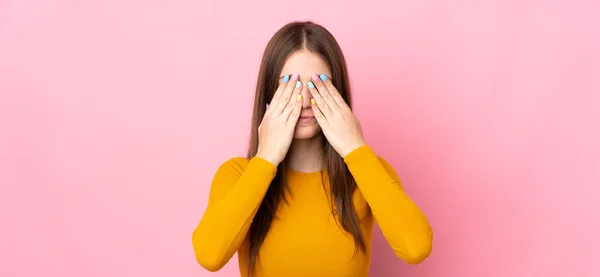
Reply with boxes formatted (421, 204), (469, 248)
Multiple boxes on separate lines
(307, 73), (366, 158)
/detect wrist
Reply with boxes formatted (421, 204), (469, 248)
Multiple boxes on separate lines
(342, 140), (367, 158)
(255, 150), (281, 167)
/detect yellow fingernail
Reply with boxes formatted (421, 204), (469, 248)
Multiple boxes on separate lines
(310, 98), (316, 105)
(297, 95), (302, 102)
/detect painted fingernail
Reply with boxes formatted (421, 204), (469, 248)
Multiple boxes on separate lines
(319, 74), (328, 81)
(312, 74), (319, 82)
(297, 95), (302, 102)
(266, 103), (269, 109)
(308, 81), (315, 89)
(283, 75), (289, 83)
(310, 98), (316, 105)
(291, 73), (299, 80)
(295, 80), (301, 88)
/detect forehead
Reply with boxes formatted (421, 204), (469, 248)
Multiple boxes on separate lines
(280, 50), (331, 78)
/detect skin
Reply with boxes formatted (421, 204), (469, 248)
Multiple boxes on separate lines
(280, 50), (329, 173)
(257, 50), (366, 173)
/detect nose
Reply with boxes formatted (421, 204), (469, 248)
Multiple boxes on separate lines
(300, 84), (312, 108)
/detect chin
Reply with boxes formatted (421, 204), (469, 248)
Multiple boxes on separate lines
(293, 123), (321, 139)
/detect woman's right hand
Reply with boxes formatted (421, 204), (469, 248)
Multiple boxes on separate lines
(255, 73), (303, 166)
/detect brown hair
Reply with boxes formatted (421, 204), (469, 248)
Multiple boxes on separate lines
(245, 21), (364, 275)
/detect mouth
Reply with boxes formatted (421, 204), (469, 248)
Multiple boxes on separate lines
(298, 116), (316, 123)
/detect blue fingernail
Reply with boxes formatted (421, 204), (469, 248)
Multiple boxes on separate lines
(283, 75), (289, 83)
(296, 80), (301, 88)
(308, 81), (315, 89)
(319, 74), (328, 81)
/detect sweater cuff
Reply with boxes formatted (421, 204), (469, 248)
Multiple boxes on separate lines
(248, 156), (278, 176)
(344, 145), (378, 166)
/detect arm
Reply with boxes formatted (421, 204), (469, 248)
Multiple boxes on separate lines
(192, 157), (277, 271)
(344, 145), (433, 264)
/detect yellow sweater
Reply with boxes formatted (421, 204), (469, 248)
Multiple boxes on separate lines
(192, 145), (433, 276)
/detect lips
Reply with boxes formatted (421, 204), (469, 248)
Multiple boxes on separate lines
(298, 116), (315, 123)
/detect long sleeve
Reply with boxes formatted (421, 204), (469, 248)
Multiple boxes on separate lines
(192, 157), (277, 272)
(344, 145), (433, 264)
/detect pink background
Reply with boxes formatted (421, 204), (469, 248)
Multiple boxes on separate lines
(2, 0), (599, 276)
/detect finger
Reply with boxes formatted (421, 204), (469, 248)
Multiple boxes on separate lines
(311, 73), (339, 114)
(318, 73), (349, 110)
(307, 79), (333, 117)
(273, 73), (299, 114)
(287, 91), (303, 125)
(310, 96), (327, 126)
(265, 77), (286, 116)
(268, 75), (289, 106)
(282, 79), (302, 120)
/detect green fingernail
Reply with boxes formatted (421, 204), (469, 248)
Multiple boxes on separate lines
(308, 81), (315, 89)
(296, 80), (301, 88)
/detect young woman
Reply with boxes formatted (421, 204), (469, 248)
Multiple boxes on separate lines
(192, 21), (433, 277)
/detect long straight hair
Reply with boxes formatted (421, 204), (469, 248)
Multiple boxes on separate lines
(245, 21), (364, 275)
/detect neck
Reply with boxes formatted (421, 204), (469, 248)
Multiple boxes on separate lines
(286, 134), (325, 173)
